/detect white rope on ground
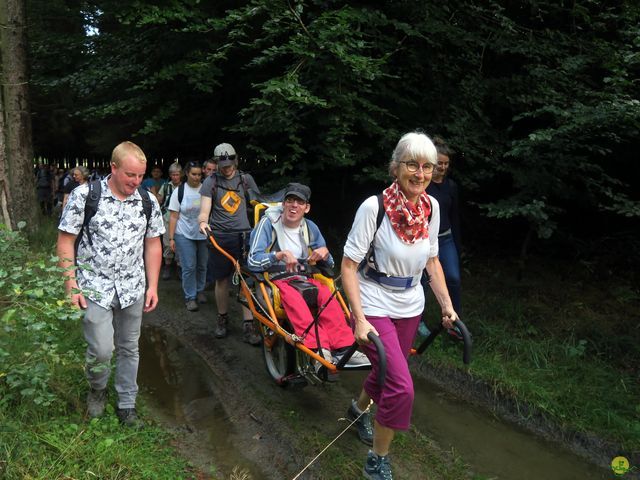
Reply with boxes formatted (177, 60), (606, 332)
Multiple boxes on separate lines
(291, 400), (373, 480)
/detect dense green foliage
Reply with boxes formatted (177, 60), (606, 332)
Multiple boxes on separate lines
(26, 0), (640, 256)
(0, 226), (197, 479)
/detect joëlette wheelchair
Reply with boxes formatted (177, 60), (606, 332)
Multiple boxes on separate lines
(206, 197), (472, 388)
(206, 200), (387, 388)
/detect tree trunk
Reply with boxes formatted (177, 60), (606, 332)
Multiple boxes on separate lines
(0, 93), (11, 228)
(0, 0), (37, 231)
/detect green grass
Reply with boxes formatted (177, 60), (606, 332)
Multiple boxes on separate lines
(420, 253), (640, 452)
(0, 224), (199, 480)
(0, 407), (196, 479)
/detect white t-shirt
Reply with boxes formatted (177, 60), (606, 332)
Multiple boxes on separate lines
(343, 195), (440, 318)
(169, 183), (207, 240)
(279, 225), (305, 258)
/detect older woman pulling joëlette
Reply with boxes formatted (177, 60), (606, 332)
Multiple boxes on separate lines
(341, 131), (459, 480)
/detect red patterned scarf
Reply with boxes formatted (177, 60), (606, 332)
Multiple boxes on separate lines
(382, 181), (431, 244)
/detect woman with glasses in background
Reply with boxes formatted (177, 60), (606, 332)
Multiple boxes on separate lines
(168, 161), (208, 312)
(341, 132), (459, 480)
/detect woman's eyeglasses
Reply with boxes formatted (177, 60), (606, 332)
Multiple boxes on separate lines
(400, 160), (434, 173)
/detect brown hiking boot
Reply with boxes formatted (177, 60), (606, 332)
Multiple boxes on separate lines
(214, 313), (228, 338)
(242, 320), (261, 346)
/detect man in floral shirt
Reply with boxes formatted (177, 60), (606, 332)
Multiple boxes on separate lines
(57, 141), (164, 427)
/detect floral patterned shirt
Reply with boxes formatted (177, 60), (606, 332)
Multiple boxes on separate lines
(59, 177), (165, 308)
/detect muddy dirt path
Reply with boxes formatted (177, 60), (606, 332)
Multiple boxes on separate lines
(142, 281), (469, 480)
(141, 280), (627, 479)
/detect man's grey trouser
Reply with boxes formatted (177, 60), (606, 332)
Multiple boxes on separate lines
(83, 295), (144, 409)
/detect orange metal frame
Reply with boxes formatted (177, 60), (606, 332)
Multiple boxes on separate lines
(207, 232), (338, 373)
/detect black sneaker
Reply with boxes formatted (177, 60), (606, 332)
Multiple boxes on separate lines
(363, 450), (393, 480)
(116, 408), (143, 428)
(347, 399), (373, 446)
(86, 388), (107, 418)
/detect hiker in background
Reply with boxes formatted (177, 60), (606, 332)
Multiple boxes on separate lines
(35, 163), (54, 215)
(56, 141), (164, 428)
(198, 142), (261, 345)
(202, 158), (217, 178)
(54, 167), (67, 209)
(141, 164), (165, 200)
(167, 161), (208, 312)
(422, 136), (463, 340)
(158, 162), (183, 280)
(341, 132), (458, 480)
(61, 166), (90, 211)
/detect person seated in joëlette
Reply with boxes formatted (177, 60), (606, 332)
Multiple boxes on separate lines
(247, 182), (369, 369)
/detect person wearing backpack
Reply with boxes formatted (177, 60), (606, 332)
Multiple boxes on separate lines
(198, 142), (261, 345)
(158, 162), (183, 280)
(167, 161), (208, 312)
(56, 141), (165, 428)
(341, 132), (459, 480)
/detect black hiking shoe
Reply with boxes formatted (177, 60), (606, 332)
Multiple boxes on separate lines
(86, 388), (107, 418)
(347, 399), (373, 446)
(116, 408), (143, 429)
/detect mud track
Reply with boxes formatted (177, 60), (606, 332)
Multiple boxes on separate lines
(142, 281), (636, 479)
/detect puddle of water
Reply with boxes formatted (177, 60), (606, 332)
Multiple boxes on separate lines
(411, 376), (613, 479)
(138, 326), (268, 480)
(137, 323), (620, 479)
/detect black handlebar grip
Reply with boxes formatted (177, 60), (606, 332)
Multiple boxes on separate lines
(454, 319), (472, 365)
(367, 332), (386, 389)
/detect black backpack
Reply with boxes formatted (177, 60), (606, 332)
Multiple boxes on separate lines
(75, 180), (153, 256)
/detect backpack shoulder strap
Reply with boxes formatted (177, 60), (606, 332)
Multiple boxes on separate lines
(239, 172), (252, 206)
(375, 193), (385, 233)
(178, 183), (185, 204)
(426, 194), (432, 223)
(82, 180), (102, 246)
(136, 186), (153, 228)
(210, 173), (218, 199)
(363, 194), (385, 272)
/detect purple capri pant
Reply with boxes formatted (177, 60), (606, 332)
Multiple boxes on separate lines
(358, 314), (421, 430)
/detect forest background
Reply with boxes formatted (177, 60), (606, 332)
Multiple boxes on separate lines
(0, 0), (639, 475)
(16, 0), (640, 258)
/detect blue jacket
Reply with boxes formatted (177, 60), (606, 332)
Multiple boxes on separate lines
(247, 205), (334, 272)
